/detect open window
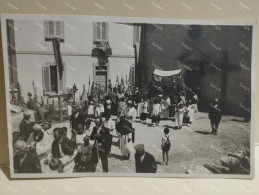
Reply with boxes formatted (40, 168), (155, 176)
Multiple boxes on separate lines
(42, 63), (66, 95)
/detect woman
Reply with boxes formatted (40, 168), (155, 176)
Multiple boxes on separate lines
(118, 101), (136, 159)
(175, 95), (185, 129)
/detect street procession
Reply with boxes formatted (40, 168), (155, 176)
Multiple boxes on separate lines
(7, 19), (252, 176)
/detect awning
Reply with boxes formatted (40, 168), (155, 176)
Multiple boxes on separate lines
(153, 69), (181, 77)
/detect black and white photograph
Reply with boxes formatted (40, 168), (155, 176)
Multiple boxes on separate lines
(1, 15), (255, 178)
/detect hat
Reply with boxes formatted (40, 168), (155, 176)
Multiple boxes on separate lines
(53, 128), (63, 135)
(49, 158), (59, 170)
(127, 100), (132, 104)
(134, 144), (144, 152)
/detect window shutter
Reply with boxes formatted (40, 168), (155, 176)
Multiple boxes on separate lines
(97, 22), (101, 40)
(58, 63), (66, 93)
(102, 22), (106, 40)
(93, 23), (97, 41)
(48, 21), (55, 37)
(42, 66), (50, 93)
(55, 21), (62, 36)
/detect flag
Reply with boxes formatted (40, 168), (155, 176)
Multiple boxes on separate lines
(116, 75), (119, 85)
(121, 76), (125, 86)
(88, 76), (91, 94)
(52, 38), (64, 79)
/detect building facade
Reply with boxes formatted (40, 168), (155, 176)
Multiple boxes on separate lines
(7, 19), (140, 102)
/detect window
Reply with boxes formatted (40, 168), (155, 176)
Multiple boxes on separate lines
(42, 63), (66, 94)
(93, 22), (108, 42)
(45, 21), (64, 40)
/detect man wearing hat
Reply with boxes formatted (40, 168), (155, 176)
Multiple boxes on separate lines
(134, 144), (157, 173)
(27, 124), (53, 172)
(209, 98), (222, 135)
(90, 117), (110, 172)
(19, 112), (32, 142)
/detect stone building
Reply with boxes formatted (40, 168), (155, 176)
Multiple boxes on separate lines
(136, 24), (252, 116)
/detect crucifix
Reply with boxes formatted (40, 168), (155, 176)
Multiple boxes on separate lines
(72, 83), (78, 104)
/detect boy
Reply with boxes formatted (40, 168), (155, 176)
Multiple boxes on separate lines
(161, 128), (171, 165)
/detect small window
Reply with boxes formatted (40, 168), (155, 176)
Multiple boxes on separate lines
(45, 21), (64, 40)
(93, 22), (108, 42)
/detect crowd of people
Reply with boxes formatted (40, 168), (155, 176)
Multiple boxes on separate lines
(13, 83), (226, 174)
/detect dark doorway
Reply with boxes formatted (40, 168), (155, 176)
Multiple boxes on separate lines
(50, 66), (58, 93)
(185, 70), (203, 109)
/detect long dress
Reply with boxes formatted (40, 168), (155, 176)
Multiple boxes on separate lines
(119, 106), (136, 158)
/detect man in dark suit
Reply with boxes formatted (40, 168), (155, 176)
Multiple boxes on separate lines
(70, 105), (86, 142)
(134, 144), (157, 173)
(13, 140), (42, 173)
(209, 98), (222, 135)
(47, 128), (77, 173)
(19, 112), (32, 142)
(90, 117), (110, 172)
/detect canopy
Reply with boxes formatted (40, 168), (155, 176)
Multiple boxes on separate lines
(153, 69), (181, 77)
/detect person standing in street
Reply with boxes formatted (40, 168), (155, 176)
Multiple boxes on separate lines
(90, 117), (110, 172)
(161, 128), (171, 165)
(134, 144), (157, 173)
(27, 124), (53, 172)
(209, 98), (222, 135)
(70, 105), (86, 143)
(189, 91), (198, 124)
(13, 140), (42, 173)
(44, 128), (77, 173)
(175, 95), (185, 129)
(77, 136), (94, 172)
(19, 112), (32, 142)
(152, 99), (161, 126)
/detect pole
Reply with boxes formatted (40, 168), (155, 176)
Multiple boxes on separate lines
(58, 95), (63, 122)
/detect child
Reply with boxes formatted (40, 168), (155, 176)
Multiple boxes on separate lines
(161, 128), (171, 165)
(140, 98), (148, 123)
(152, 99), (161, 126)
(77, 136), (94, 172)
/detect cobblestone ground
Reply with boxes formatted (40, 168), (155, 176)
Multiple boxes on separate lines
(12, 111), (250, 174)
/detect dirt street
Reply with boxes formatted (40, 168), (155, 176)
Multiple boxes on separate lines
(12, 111), (250, 174)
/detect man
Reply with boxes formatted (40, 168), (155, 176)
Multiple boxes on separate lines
(102, 115), (115, 153)
(70, 105), (86, 142)
(90, 117), (110, 172)
(133, 88), (142, 117)
(134, 144), (157, 173)
(13, 140), (42, 173)
(209, 98), (222, 135)
(77, 136), (94, 172)
(44, 128), (77, 173)
(189, 91), (198, 124)
(19, 112), (32, 142)
(27, 124), (52, 155)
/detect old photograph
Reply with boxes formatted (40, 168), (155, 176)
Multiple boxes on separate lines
(1, 15), (255, 178)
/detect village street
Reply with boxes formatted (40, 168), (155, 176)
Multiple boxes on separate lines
(104, 112), (250, 174)
(12, 111), (249, 175)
